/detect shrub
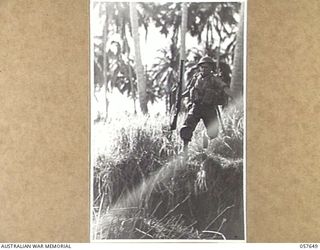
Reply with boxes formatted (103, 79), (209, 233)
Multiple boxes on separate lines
(92, 106), (244, 240)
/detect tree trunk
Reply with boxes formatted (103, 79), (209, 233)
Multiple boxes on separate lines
(180, 2), (188, 79)
(129, 2), (148, 114)
(103, 3), (109, 121)
(230, 3), (244, 99)
(125, 35), (137, 115)
(128, 61), (137, 115)
(177, 2), (188, 113)
(179, 2), (188, 95)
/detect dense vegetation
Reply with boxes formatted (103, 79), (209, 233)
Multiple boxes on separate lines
(92, 104), (244, 240)
(92, 1), (244, 240)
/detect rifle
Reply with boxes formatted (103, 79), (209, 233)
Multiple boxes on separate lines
(170, 60), (184, 131)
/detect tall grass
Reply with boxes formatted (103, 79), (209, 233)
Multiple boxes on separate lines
(92, 104), (244, 240)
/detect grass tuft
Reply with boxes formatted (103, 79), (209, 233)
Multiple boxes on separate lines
(92, 105), (244, 240)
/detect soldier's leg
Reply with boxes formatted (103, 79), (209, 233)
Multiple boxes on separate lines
(180, 104), (201, 154)
(202, 107), (219, 140)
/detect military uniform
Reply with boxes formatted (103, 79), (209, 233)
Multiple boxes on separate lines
(180, 57), (228, 144)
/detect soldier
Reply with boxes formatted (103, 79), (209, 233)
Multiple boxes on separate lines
(180, 56), (230, 156)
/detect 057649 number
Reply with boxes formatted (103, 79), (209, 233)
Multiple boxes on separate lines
(300, 244), (318, 249)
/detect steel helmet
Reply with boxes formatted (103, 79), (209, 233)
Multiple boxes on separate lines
(197, 56), (215, 66)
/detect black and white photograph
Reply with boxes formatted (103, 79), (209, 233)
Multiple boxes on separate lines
(91, 0), (246, 241)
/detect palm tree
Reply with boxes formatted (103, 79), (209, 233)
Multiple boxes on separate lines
(102, 3), (109, 120)
(187, 3), (240, 72)
(146, 3), (240, 109)
(130, 2), (148, 114)
(93, 2), (131, 119)
(150, 41), (180, 113)
(230, 3), (244, 99)
(180, 2), (188, 75)
(93, 2), (151, 116)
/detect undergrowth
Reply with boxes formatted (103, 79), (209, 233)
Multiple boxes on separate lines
(92, 104), (244, 240)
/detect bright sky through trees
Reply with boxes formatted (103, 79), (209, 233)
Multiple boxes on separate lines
(92, 2), (240, 118)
